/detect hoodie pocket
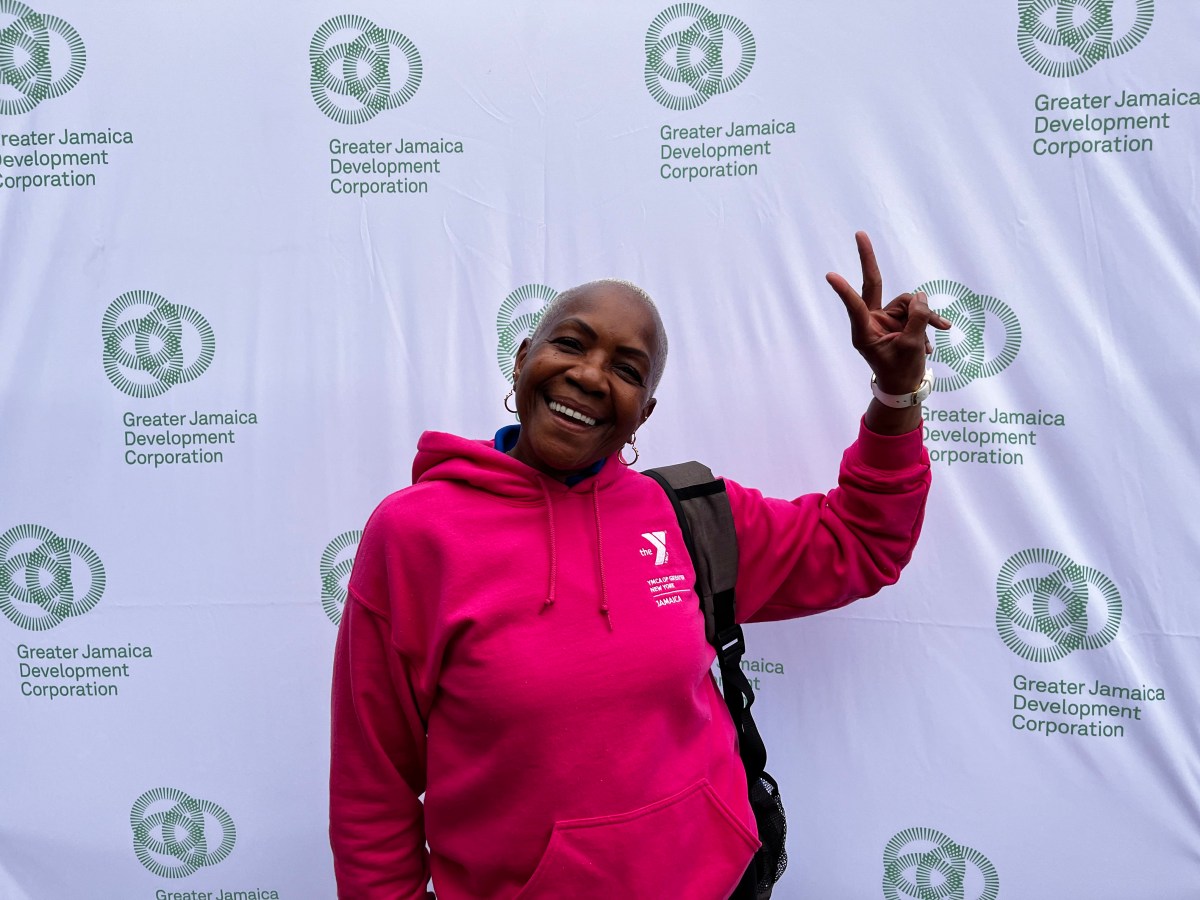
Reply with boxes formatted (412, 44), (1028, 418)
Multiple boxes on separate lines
(514, 779), (759, 900)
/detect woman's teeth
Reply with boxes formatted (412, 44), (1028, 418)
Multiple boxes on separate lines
(548, 400), (597, 426)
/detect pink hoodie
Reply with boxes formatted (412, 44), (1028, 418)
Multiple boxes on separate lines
(330, 422), (930, 899)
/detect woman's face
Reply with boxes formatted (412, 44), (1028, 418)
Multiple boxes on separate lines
(508, 286), (660, 480)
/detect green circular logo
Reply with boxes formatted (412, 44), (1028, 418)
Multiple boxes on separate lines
(883, 827), (999, 900)
(310, 14), (422, 124)
(915, 279), (1021, 392)
(1018, 0), (1153, 77)
(996, 548), (1121, 662)
(0, 524), (104, 631)
(496, 283), (557, 379)
(101, 290), (216, 398)
(320, 530), (361, 626)
(130, 787), (236, 879)
(644, 4), (755, 111)
(0, 1), (85, 116)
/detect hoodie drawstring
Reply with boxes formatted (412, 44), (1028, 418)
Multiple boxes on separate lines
(593, 482), (612, 631)
(536, 479), (612, 630)
(538, 480), (558, 613)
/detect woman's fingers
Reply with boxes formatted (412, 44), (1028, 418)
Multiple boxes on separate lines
(831, 234), (952, 360)
(855, 231), (883, 311)
(826, 272), (870, 345)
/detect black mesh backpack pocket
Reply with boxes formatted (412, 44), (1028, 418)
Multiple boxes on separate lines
(748, 773), (787, 897)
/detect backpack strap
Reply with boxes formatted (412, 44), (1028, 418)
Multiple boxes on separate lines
(646, 463), (789, 898)
(644, 463), (767, 778)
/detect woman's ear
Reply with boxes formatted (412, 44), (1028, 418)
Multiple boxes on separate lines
(513, 339), (531, 380)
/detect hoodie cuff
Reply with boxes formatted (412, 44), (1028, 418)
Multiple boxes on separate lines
(856, 416), (926, 471)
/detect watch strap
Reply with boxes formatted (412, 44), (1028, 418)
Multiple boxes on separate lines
(871, 370), (934, 408)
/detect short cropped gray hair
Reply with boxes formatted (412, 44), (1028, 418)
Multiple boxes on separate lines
(529, 279), (669, 395)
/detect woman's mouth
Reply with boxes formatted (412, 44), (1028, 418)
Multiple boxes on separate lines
(547, 399), (598, 427)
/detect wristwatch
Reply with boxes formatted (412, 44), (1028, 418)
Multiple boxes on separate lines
(871, 370), (934, 408)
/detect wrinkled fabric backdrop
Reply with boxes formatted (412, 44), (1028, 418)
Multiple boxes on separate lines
(2, 1), (1198, 898)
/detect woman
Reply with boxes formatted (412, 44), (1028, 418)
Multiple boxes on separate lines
(330, 233), (949, 899)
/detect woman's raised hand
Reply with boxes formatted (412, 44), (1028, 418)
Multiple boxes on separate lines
(825, 231), (951, 395)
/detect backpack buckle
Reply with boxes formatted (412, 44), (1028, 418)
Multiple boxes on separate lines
(716, 625), (745, 665)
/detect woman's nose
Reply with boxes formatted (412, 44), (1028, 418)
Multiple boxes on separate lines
(567, 355), (606, 394)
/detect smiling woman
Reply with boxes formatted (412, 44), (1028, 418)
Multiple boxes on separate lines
(329, 233), (949, 900)
(507, 282), (663, 479)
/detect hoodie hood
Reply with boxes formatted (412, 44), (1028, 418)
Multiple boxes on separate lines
(413, 429), (621, 626)
(413, 429), (619, 499)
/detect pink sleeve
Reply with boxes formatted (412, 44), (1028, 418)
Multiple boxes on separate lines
(728, 419), (931, 623)
(330, 590), (434, 899)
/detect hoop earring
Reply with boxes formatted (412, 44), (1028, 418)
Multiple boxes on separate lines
(503, 388), (518, 416)
(619, 433), (639, 466)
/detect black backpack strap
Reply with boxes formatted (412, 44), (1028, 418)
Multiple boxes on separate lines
(646, 463), (789, 898)
(643, 463), (767, 779)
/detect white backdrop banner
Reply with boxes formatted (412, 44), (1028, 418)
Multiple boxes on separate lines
(2, 1), (1198, 898)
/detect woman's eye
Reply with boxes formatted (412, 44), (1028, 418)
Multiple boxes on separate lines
(618, 365), (645, 385)
(552, 337), (581, 351)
